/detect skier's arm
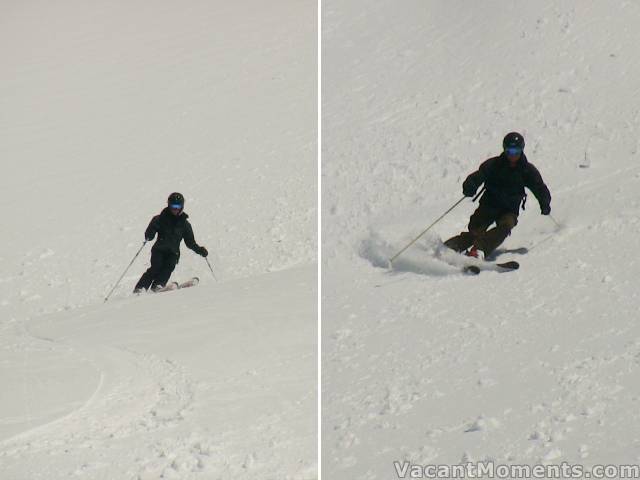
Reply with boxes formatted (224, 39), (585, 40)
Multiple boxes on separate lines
(462, 170), (483, 197)
(144, 216), (160, 241)
(462, 158), (494, 197)
(184, 222), (208, 257)
(525, 165), (552, 214)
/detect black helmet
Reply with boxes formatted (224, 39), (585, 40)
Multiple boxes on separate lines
(503, 132), (525, 150)
(167, 192), (185, 207)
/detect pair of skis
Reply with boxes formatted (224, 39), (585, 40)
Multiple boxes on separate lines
(462, 260), (519, 275)
(152, 277), (200, 293)
(428, 245), (522, 276)
(461, 247), (530, 274)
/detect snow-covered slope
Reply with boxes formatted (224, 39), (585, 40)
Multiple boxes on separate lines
(322, 1), (640, 478)
(2, 268), (315, 479)
(0, 1), (316, 478)
(1, 0), (316, 317)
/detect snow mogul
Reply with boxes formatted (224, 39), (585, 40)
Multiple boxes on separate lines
(444, 132), (552, 260)
(134, 192), (208, 292)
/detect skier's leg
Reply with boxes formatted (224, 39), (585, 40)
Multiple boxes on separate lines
(443, 232), (475, 252)
(151, 253), (178, 289)
(134, 250), (163, 292)
(444, 206), (492, 252)
(476, 212), (518, 256)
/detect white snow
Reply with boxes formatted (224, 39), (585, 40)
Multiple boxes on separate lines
(1, 1), (316, 478)
(323, 1), (640, 478)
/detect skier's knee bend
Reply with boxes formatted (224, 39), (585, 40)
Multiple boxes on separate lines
(469, 228), (486, 239)
(497, 214), (517, 231)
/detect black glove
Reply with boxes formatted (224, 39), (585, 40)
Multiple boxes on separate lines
(462, 178), (478, 198)
(145, 235), (154, 242)
(197, 246), (208, 257)
(541, 204), (551, 215)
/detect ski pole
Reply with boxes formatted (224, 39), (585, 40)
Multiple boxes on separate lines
(205, 257), (218, 282)
(549, 214), (562, 229)
(388, 187), (485, 266)
(388, 196), (465, 266)
(104, 241), (147, 303)
(472, 187), (485, 203)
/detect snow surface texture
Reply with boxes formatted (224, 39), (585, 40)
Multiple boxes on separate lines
(323, 1), (640, 478)
(1, 1), (316, 478)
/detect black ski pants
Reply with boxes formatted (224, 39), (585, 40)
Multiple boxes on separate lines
(444, 204), (518, 257)
(134, 249), (178, 291)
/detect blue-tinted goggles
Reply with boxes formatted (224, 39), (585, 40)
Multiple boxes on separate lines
(170, 203), (183, 210)
(505, 146), (523, 156)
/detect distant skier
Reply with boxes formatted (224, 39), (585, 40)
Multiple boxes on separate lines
(444, 132), (551, 259)
(134, 192), (208, 292)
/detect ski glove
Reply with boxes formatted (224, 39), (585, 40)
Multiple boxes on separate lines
(197, 246), (208, 257)
(462, 178), (478, 198)
(541, 204), (551, 215)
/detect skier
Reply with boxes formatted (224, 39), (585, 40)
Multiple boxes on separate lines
(134, 192), (208, 292)
(444, 132), (551, 259)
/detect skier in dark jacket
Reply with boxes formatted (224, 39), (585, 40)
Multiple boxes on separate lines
(134, 192), (208, 292)
(444, 132), (551, 259)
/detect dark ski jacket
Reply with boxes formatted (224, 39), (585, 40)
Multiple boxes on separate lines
(463, 153), (551, 215)
(145, 208), (204, 260)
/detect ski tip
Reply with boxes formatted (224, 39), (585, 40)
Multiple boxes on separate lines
(463, 265), (481, 275)
(175, 277), (200, 289)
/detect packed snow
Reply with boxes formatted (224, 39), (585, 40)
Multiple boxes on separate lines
(323, 1), (640, 478)
(0, 1), (316, 479)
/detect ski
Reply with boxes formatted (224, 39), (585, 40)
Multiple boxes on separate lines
(146, 277), (199, 294)
(178, 277), (199, 289)
(463, 265), (481, 275)
(486, 247), (528, 260)
(496, 260), (519, 270)
(153, 282), (179, 292)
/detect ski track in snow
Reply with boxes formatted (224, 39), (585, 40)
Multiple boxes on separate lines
(323, 0), (640, 478)
(1, 267), (317, 479)
(1, 323), (199, 478)
(2, 343), (194, 454)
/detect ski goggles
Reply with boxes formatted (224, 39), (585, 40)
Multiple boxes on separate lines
(169, 203), (183, 209)
(505, 146), (523, 156)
